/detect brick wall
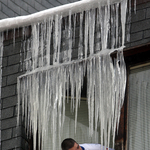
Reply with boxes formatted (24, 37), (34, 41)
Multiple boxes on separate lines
(0, 0), (80, 20)
(125, 1), (150, 48)
(1, 38), (27, 150)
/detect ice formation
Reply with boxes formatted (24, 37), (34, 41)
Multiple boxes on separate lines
(0, 0), (128, 149)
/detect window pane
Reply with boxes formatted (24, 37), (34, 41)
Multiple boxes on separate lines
(128, 65), (150, 150)
(43, 99), (100, 150)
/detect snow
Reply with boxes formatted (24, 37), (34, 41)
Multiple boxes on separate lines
(0, 0), (122, 31)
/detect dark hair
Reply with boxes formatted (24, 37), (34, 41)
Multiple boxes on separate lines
(61, 138), (77, 150)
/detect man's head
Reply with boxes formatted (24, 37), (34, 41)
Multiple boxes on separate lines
(61, 138), (82, 150)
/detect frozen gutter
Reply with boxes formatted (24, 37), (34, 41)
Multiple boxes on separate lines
(0, 0), (122, 32)
(18, 46), (125, 79)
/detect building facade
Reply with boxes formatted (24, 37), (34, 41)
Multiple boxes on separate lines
(1, 0), (150, 150)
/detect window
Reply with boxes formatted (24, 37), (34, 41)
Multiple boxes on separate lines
(127, 64), (150, 150)
(114, 44), (150, 150)
(43, 98), (101, 150)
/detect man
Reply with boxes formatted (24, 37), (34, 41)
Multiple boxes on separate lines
(61, 138), (82, 150)
(61, 138), (114, 150)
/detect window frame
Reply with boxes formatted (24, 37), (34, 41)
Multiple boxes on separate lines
(114, 43), (150, 150)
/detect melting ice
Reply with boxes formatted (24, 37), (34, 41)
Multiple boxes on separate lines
(0, 0), (128, 149)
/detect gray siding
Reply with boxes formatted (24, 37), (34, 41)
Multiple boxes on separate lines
(1, 39), (27, 150)
(0, 0), (80, 20)
(126, 2), (150, 48)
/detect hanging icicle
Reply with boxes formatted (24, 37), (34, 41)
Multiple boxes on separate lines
(17, 2), (127, 148)
(0, 0), (129, 150)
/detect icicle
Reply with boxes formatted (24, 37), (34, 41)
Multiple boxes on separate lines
(19, 39), (23, 72)
(121, 0), (127, 46)
(89, 9), (95, 55)
(78, 11), (84, 59)
(73, 13), (76, 47)
(31, 23), (40, 70)
(134, 0), (136, 14)
(100, 5), (110, 50)
(126, 0), (131, 42)
(95, 8), (101, 52)
(75, 64), (79, 133)
(68, 10), (72, 62)
(84, 11), (89, 58)
(39, 23), (44, 67)
(57, 15), (62, 64)
(91, 57), (95, 136)
(17, 78), (21, 126)
(58, 67), (63, 141)
(115, 3), (119, 47)
(94, 56), (100, 139)
(46, 16), (53, 66)
(70, 64), (75, 111)
(110, 4), (115, 49)
(53, 14), (59, 64)
(62, 68), (66, 129)
(14, 0), (129, 149)
(87, 60), (91, 135)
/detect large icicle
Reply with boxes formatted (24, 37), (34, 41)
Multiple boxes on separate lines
(17, 2), (127, 150)
(0, 0), (129, 150)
